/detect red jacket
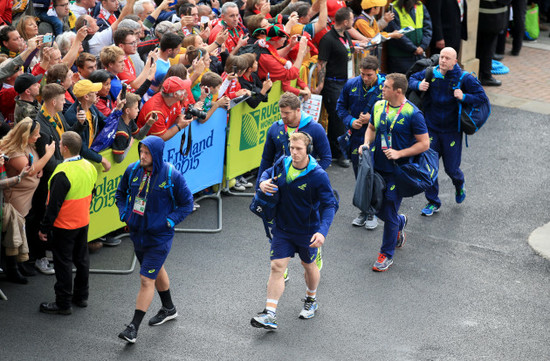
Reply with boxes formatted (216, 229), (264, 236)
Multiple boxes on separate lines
(257, 50), (307, 96)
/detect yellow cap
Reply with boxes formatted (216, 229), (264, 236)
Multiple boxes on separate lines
(361, 0), (387, 10)
(73, 79), (103, 98)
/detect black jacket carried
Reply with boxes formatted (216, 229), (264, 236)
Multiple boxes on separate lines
(353, 146), (385, 215)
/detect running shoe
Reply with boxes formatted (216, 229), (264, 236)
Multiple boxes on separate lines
(118, 324), (137, 343)
(298, 297), (318, 319)
(396, 214), (407, 248)
(35, 257), (55, 275)
(352, 212), (367, 227)
(455, 186), (466, 204)
(372, 253), (393, 272)
(148, 306), (178, 326)
(364, 215), (378, 230)
(251, 310), (277, 330)
(421, 203), (440, 217)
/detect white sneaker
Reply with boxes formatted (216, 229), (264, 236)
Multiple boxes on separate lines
(352, 212), (367, 227)
(237, 176), (253, 188)
(364, 215), (378, 230)
(232, 181), (245, 191)
(299, 297), (318, 319)
(35, 257), (55, 275)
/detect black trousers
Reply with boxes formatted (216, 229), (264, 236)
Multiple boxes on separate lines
(25, 181), (49, 260)
(476, 29), (500, 80)
(321, 79), (347, 159)
(52, 226), (90, 309)
(496, 0), (527, 54)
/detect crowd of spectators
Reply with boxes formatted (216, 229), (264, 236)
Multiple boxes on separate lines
(0, 0), (521, 285)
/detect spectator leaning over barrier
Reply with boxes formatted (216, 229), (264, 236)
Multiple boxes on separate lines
(66, 79), (112, 172)
(219, 55), (251, 99)
(314, 7), (357, 168)
(115, 135), (194, 344)
(112, 93), (154, 163)
(31, 83), (70, 276)
(238, 52), (272, 109)
(197, 71), (230, 123)
(137, 76), (193, 142)
(38, 131), (98, 315)
(256, 24), (311, 99)
(14, 73), (42, 123)
(75, 0), (136, 56)
(76, 52), (98, 80)
(336, 55), (385, 230)
(208, 2), (249, 55)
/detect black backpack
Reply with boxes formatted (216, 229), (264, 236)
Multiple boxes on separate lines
(405, 54), (439, 111)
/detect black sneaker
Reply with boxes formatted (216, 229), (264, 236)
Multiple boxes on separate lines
(118, 324), (137, 343)
(148, 306), (178, 326)
(39, 302), (72, 315)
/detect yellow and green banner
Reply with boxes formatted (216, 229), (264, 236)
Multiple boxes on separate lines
(225, 81), (283, 180)
(88, 142), (139, 240)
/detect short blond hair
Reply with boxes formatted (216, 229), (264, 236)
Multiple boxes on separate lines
(99, 45), (125, 68)
(289, 132), (311, 148)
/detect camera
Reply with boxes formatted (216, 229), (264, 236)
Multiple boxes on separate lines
(185, 105), (207, 120)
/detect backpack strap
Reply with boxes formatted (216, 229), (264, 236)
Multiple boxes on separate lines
(455, 71), (469, 133)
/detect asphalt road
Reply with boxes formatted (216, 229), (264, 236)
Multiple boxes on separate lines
(2, 105), (550, 360)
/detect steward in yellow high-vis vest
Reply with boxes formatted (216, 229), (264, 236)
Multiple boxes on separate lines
(385, 0), (433, 74)
(38, 131), (97, 315)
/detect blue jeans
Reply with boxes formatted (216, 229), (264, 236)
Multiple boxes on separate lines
(35, 10), (64, 35)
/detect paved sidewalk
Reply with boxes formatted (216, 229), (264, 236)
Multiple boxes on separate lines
(484, 28), (550, 114)
(488, 26), (550, 259)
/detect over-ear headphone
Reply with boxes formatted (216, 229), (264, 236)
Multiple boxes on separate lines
(297, 131), (314, 155)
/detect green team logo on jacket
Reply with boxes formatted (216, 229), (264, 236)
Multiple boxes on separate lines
(351, 87), (357, 92)
(298, 183), (307, 191)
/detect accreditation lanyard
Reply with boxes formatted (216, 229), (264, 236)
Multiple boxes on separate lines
(133, 171), (151, 216)
(338, 35), (353, 79)
(381, 100), (406, 149)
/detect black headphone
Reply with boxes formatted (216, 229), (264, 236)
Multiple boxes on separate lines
(297, 131), (314, 155)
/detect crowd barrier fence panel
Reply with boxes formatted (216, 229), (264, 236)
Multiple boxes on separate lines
(225, 81), (284, 184)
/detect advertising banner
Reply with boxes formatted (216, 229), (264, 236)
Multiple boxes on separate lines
(88, 142), (139, 240)
(225, 82), (283, 180)
(163, 108), (227, 194)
